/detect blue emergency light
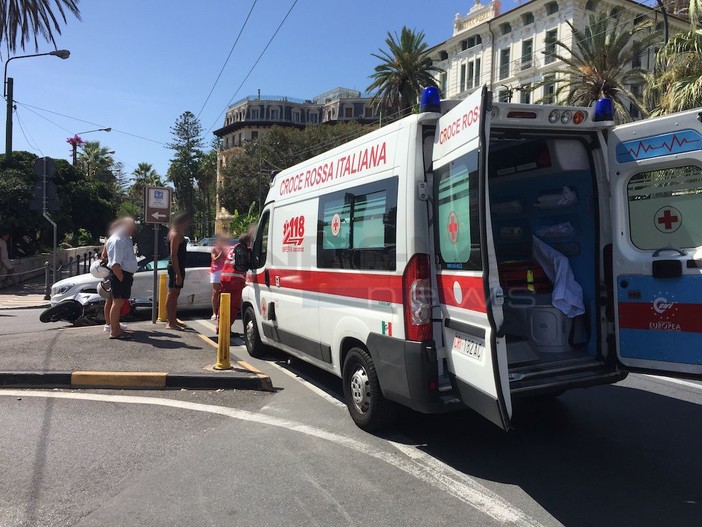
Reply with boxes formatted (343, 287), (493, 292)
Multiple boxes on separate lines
(419, 86), (441, 113)
(593, 97), (614, 122)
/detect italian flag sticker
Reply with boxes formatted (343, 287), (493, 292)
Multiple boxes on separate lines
(381, 321), (392, 336)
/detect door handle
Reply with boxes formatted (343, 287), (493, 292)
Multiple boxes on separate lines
(264, 269), (270, 287)
(652, 247), (686, 257)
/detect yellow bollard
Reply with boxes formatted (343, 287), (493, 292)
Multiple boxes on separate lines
(214, 292), (232, 370)
(157, 273), (168, 322)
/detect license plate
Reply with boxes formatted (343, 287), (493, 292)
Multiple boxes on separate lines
(452, 334), (484, 362)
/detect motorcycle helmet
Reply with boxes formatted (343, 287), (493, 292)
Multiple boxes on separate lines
(97, 278), (112, 299)
(90, 259), (111, 279)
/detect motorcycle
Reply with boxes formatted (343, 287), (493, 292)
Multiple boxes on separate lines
(39, 291), (134, 325)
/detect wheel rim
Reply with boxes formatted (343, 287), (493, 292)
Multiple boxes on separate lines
(349, 365), (371, 414)
(245, 317), (255, 349)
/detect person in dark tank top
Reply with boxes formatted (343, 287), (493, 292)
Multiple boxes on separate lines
(166, 213), (189, 329)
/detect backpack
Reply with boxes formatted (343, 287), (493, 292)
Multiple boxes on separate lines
(233, 243), (250, 272)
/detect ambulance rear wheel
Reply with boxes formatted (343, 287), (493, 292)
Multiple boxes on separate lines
(342, 347), (392, 432)
(243, 306), (266, 359)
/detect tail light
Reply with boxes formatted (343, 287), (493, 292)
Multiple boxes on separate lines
(403, 254), (432, 342)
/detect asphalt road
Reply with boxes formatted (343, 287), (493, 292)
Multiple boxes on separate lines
(0, 308), (700, 527)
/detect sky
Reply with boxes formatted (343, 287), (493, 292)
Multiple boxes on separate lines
(5, 0), (524, 178)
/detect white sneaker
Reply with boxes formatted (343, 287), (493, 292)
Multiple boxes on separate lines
(210, 314), (217, 321)
(104, 323), (127, 333)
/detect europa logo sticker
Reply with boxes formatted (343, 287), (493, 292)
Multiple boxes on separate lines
(650, 293), (681, 332)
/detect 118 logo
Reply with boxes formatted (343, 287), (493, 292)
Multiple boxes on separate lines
(283, 215), (305, 246)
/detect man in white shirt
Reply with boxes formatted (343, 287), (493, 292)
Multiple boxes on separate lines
(106, 217), (138, 339)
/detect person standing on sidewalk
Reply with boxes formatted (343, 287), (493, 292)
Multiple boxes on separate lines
(209, 236), (227, 321)
(217, 229), (253, 335)
(166, 213), (189, 330)
(105, 217), (138, 340)
(97, 220), (128, 334)
(0, 230), (15, 284)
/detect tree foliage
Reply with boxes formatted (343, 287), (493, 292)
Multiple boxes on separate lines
(0, 151), (116, 256)
(219, 122), (370, 216)
(77, 140), (115, 182)
(546, 13), (660, 122)
(645, 2), (702, 114)
(367, 26), (442, 116)
(167, 111), (204, 219)
(0, 0), (81, 54)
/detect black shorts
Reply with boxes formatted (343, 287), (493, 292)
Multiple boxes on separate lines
(109, 271), (133, 300)
(167, 264), (186, 289)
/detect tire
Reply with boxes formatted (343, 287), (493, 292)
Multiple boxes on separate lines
(243, 306), (266, 359)
(39, 300), (83, 323)
(342, 347), (393, 432)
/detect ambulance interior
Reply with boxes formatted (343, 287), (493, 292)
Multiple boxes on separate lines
(487, 134), (600, 375)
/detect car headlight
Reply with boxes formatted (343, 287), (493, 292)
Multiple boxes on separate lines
(51, 283), (74, 296)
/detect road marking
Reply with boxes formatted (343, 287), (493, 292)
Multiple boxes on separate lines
(388, 439), (545, 527)
(271, 361), (346, 409)
(0, 389), (543, 526)
(642, 374), (702, 391)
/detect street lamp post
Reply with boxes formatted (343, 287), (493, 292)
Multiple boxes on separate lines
(70, 127), (111, 165)
(3, 50), (70, 161)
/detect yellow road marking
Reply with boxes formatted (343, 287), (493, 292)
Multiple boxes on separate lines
(71, 371), (167, 388)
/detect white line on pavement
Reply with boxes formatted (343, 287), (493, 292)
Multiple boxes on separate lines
(641, 375), (702, 391)
(269, 361), (347, 409)
(0, 389), (543, 527)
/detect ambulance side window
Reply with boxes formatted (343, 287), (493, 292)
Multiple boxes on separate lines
(252, 211), (270, 268)
(434, 154), (481, 270)
(627, 165), (702, 250)
(317, 177), (398, 270)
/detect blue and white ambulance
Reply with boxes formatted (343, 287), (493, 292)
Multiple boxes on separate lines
(241, 86), (702, 431)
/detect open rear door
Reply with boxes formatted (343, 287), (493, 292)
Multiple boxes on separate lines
(432, 87), (512, 429)
(609, 109), (702, 377)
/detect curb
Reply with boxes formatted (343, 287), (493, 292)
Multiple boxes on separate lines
(0, 303), (50, 311)
(0, 369), (274, 391)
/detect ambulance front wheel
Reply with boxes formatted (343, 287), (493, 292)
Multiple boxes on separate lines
(342, 347), (392, 432)
(243, 306), (266, 359)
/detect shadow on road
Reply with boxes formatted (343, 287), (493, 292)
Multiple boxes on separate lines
(275, 356), (700, 527)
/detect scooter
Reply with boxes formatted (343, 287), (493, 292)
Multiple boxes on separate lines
(39, 291), (133, 325)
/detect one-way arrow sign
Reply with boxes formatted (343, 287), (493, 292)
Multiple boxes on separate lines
(145, 187), (171, 225)
(150, 211), (167, 221)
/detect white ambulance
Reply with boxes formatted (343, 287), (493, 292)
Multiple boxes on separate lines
(241, 86), (702, 431)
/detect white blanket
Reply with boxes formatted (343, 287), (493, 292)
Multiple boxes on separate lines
(532, 236), (585, 318)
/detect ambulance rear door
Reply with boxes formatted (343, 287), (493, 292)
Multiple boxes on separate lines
(609, 109), (702, 377)
(432, 87), (512, 429)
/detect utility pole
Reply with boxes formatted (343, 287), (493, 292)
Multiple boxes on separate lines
(5, 77), (12, 160)
(4, 50), (70, 161)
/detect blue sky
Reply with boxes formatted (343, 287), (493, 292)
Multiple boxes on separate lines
(6, 0), (521, 178)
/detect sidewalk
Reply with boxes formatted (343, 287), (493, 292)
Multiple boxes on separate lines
(0, 278), (49, 310)
(0, 320), (272, 391)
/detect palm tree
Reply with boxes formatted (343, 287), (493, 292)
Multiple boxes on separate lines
(130, 162), (162, 202)
(543, 13), (660, 122)
(0, 0), (81, 54)
(645, 1), (702, 114)
(77, 141), (114, 181)
(367, 26), (443, 117)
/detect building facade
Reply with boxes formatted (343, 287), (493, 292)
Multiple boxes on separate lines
(430, 0), (686, 108)
(213, 88), (377, 234)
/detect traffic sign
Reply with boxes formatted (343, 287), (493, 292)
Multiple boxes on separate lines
(33, 156), (57, 179)
(145, 187), (171, 224)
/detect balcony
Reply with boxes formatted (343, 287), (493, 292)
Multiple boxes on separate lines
(515, 54), (540, 71)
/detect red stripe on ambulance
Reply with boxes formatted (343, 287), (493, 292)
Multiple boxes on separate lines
(618, 302), (702, 333)
(436, 274), (486, 313)
(251, 269), (403, 304)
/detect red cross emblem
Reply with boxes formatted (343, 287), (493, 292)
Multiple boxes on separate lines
(655, 207), (682, 233)
(448, 211), (459, 244)
(331, 213), (341, 237)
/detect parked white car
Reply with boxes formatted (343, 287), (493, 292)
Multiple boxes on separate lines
(50, 246), (213, 310)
